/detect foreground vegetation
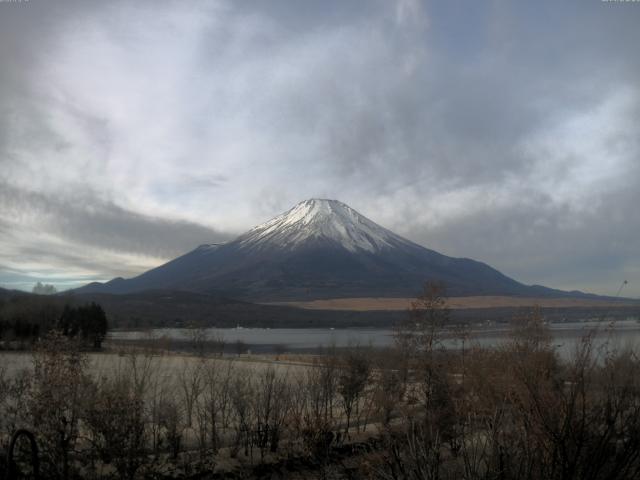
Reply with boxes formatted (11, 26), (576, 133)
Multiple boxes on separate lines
(2, 285), (640, 479)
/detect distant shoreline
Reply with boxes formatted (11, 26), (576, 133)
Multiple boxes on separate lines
(266, 295), (640, 311)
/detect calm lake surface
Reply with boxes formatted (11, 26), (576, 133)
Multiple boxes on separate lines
(110, 319), (640, 357)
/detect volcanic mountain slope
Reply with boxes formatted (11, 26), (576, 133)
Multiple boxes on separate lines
(76, 199), (579, 301)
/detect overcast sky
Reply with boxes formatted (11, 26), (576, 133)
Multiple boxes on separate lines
(1, 0), (639, 297)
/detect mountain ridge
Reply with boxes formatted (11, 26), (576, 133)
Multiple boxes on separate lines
(74, 199), (599, 301)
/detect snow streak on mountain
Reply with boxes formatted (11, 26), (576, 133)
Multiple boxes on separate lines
(238, 199), (412, 253)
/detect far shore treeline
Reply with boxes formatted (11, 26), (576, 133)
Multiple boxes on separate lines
(0, 294), (108, 349)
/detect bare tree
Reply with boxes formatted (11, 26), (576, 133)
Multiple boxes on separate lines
(373, 365), (404, 429)
(145, 358), (174, 457)
(395, 281), (450, 358)
(211, 331), (226, 357)
(229, 370), (254, 458)
(375, 423), (444, 480)
(83, 375), (147, 480)
(234, 340), (249, 357)
(0, 367), (31, 452)
(301, 353), (340, 476)
(200, 359), (235, 453)
(29, 332), (90, 480)
(338, 348), (371, 437)
(179, 359), (204, 428)
(252, 366), (291, 459)
(288, 373), (310, 452)
(187, 325), (210, 357)
(157, 397), (184, 460)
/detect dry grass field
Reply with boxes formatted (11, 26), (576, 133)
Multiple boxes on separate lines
(267, 295), (639, 311)
(0, 350), (310, 381)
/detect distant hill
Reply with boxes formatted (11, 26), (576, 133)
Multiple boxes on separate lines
(73, 289), (640, 329)
(2, 286), (638, 330)
(0, 287), (30, 300)
(72, 289), (404, 329)
(75, 198), (607, 301)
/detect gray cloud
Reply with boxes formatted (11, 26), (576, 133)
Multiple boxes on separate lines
(0, 0), (639, 296)
(0, 182), (231, 258)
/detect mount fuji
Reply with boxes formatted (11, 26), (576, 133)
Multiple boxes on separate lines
(76, 199), (575, 300)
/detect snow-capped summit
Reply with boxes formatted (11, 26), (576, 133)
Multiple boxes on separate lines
(238, 199), (410, 253)
(76, 198), (569, 301)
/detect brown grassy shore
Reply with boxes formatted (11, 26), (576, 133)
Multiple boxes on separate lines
(266, 295), (639, 311)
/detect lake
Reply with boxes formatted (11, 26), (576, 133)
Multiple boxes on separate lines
(109, 318), (640, 358)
